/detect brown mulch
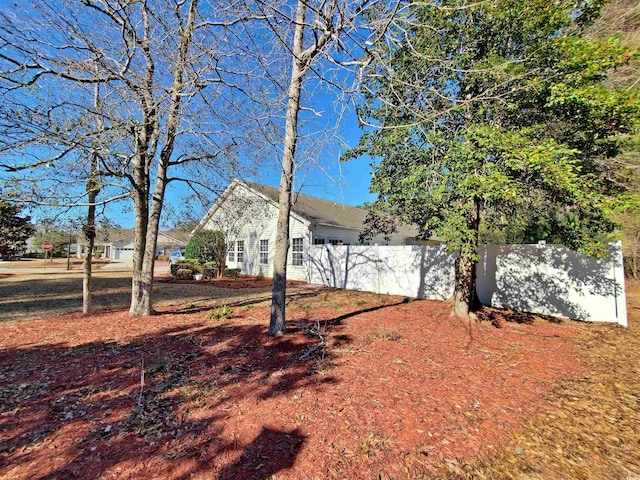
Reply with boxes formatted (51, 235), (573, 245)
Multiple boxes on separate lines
(159, 276), (304, 290)
(0, 284), (638, 479)
(433, 283), (640, 480)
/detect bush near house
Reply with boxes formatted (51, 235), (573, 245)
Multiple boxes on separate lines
(170, 259), (199, 277)
(175, 268), (194, 280)
(223, 268), (241, 279)
(203, 261), (219, 279)
(170, 260), (240, 280)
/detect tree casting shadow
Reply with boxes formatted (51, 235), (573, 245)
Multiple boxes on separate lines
(0, 319), (334, 479)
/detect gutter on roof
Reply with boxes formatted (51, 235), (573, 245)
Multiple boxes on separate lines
(314, 222), (362, 232)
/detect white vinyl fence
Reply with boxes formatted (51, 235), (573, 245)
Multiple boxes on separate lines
(307, 241), (627, 327)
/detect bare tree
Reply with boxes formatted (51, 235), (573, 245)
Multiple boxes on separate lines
(225, 0), (397, 336)
(0, 0), (257, 315)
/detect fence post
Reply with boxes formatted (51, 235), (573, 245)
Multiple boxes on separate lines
(612, 240), (628, 327)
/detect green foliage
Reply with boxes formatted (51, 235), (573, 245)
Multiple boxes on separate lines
(192, 264), (204, 274)
(202, 261), (219, 279)
(208, 305), (232, 320)
(185, 230), (226, 275)
(170, 259), (198, 277)
(350, 0), (639, 259)
(175, 268), (194, 280)
(587, 0), (640, 277)
(32, 229), (69, 257)
(0, 201), (35, 259)
(223, 268), (241, 279)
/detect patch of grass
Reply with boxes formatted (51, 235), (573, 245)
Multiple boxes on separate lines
(208, 305), (232, 320)
(354, 299), (368, 306)
(241, 304), (253, 311)
(362, 327), (401, 345)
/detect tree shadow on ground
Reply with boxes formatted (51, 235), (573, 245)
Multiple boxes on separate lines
(475, 306), (565, 328)
(216, 427), (306, 480)
(0, 318), (333, 479)
(0, 274), (307, 323)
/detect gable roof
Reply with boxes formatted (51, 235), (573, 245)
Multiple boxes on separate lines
(76, 228), (189, 247)
(200, 179), (419, 238)
(245, 181), (372, 231)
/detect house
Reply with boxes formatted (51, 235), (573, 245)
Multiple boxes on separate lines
(76, 228), (189, 260)
(196, 180), (438, 281)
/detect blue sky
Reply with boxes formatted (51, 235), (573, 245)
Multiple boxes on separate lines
(156, 107), (377, 231)
(0, 0), (380, 230)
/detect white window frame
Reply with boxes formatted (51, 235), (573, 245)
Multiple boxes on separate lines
(313, 237), (325, 245)
(260, 239), (269, 265)
(291, 237), (304, 266)
(227, 241), (235, 263)
(236, 240), (244, 263)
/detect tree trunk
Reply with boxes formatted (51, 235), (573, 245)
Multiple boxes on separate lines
(269, 1), (307, 336)
(131, 162), (169, 315)
(83, 79), (102, 314)
(129, 0), (197, 316)
(129, 153), (151, 315)
(82, 160), (98, 314)
(451, 197), (481, 318)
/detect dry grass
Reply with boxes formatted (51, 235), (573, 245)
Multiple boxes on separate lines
(361, 326), (402, 345)
(433, 282), (640, 480)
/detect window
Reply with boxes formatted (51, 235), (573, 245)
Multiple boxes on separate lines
(260, 239), (269, 264)
(227, 242), (235, 262)
(292, 238), (304, 266)
(328, 239), (343, 246)
(313, 238), (325, 245)
(236, 240), (244, 263)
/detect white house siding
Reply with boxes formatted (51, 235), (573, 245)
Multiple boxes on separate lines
(201, 183), (311, 282)
(311, 225), (362, 246)
(310, 225), (416, 247)
(113, 240), (136, 260)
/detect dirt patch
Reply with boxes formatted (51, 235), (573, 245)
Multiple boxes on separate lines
(0, 271), (307, 323)
(433, 282), (640, 479)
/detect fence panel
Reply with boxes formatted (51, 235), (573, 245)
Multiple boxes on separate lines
(307, 242), (627, 326)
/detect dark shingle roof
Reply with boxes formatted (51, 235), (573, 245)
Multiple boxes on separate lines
(243, 181), (419, 237)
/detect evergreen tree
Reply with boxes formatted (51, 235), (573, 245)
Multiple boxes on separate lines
(0, 201), (35, 259)
(349, 0), (640, 316)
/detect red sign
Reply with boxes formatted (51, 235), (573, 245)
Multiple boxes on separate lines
(41, 242), (53, 251)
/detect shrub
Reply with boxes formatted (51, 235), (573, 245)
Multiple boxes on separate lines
(224, 268), (241, 279)
(203, 261), (219, 278)
(186, 230), (226, 266)
(170, 258), (198, 277)
(208, 305), (232, 320)
(176, 268), (193, 280)
(192, 264), (204, 274)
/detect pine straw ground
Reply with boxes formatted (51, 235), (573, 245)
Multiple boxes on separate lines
(0, 278), (638, 479)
